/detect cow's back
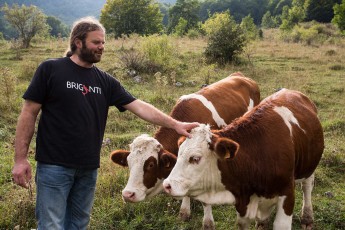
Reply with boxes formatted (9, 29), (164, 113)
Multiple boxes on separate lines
(265, 89), (324, 179)
(155, 73), (260, 154)
(224, 89), (324, 181)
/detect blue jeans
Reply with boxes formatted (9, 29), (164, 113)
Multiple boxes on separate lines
(35, 162), (98, 230)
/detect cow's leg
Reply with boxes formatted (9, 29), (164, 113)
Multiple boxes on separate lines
(301, 174), (314, 230)
(273, 196), (293, 230)
(179, 196), (191, 221)
(202, 203), (215, 230)
(237, 213), (251, 230)
(255, 199), (276, 230)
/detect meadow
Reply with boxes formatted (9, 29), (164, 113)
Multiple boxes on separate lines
(0, 29), (344, 229)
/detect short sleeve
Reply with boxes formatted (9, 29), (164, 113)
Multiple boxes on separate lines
(108, 76), (136, 112)
(23, 61), (51, 104)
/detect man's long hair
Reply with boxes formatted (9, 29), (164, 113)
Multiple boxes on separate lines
(65, 16), (106, 57)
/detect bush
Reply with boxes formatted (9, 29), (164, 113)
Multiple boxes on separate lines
(279, 22), (340, 45)
(116, 49), (149, 74)
(204, 22), (246, 64)
(140, 34), (177, 72)
(186, 29), (200, 39)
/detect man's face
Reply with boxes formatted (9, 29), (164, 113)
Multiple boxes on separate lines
(79, 30), (105, 64)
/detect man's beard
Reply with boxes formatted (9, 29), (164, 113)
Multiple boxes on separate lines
(79, 42), (102, 64)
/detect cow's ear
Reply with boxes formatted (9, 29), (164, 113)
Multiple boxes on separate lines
(160, 150), (177, 168)
(159, 150), (177, 178)
(213, 137), (239, 159)
(110, 150), (130, 167)
(178, 136), (187, 147)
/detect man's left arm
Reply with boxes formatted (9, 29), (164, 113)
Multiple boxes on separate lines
(123, 99), (199, 137)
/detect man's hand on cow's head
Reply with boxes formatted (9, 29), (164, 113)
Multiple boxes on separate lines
(175, 121), (199, 138)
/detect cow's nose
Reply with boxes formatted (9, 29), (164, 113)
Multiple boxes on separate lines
(163, 183), (172, 194)
(122, 190), (135, 201)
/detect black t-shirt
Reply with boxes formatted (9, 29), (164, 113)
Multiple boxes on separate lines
(23, 57), (136, 169)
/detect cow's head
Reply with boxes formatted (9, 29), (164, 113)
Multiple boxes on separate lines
(163, 124), (239, 198)
(110, 134), (177, 202)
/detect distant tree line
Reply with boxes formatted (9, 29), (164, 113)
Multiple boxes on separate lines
(100, 0), (344, 38)
(1, 0), (345, 64)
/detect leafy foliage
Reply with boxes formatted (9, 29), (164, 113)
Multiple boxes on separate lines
(280, 0), (306, 31)
(46, 16), (69, 37)
(261, 11), (280, 28)
(173, 17), (188, 36)
(100, 0), (163, 38)
(1, 3), (49, 48)
(332, 0), (345, 34)
(203, 11), (246, 64)
(167, 0), (200, 33)
(304, 0), (342, 23)
(240, 14), (259, 41)
(139, 34), (177, 72)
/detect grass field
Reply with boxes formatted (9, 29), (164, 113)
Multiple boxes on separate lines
(0, 29), (344, 229)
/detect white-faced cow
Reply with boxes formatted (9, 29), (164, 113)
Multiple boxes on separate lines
(111, 73), (260, 229)
(163, 89), (324, 230)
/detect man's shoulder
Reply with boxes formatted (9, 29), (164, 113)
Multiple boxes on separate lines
(41, 57), (68, 65)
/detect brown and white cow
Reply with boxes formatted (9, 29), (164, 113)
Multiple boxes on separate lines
(111, 73), (260, 229)
(163, 89), (324, 230)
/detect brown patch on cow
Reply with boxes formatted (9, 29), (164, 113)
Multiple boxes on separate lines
(143, 156), (159, 188)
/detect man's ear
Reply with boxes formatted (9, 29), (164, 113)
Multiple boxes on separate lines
(177, 136), (187, 147)
(110, 150), (130, 167)
(211, 137), (239, 159)
(75, 38), (82, 49)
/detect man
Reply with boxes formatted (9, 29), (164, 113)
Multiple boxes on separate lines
(12, 16), (198, 229)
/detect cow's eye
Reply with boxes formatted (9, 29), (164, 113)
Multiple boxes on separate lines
(148, 161), (155, 169)
(189, 156), (201, 164)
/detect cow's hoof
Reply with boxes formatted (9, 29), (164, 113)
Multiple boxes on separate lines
(255, 218), (270, 230)
(302, 223), (313, 230)
(179, 211), (191, 221)
(202, 220), (215, 230)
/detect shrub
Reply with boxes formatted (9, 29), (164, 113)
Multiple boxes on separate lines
(240, 15), (259, 41)
(186, 29), (200, 39)
(140, 34), (177, 72)
(204, 19), (245, 64)
(0, 67), (17, 112)
(174, 17), (188, 37)
(116, 49), (148, 74)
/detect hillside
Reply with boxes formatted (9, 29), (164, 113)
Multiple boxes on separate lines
(0, 0), (175, 25)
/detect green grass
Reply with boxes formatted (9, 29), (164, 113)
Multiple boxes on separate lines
(0, 30), (344, 229)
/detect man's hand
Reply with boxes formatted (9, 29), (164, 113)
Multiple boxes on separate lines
(12, 159), (32, 189)
(174, 121), (199, 138)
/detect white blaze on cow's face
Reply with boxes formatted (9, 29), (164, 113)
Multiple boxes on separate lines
(122, 134), (163, 202)
(163, 124), (232, 203)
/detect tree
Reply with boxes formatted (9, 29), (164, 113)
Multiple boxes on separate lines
(100, 0), (163, 38)
(240, 14), (259, 41)
(167, 0), (200, 34)
(1, 3), (49, 48)
(46, 16), (69, 38)
(332, 0), (345, 33)
(280, 0), (306, 30)
(203, 11), (246, 64)
(304, 0), (342, 23)
(174, 17), (188, 36)
(261, 11), (280, 28)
